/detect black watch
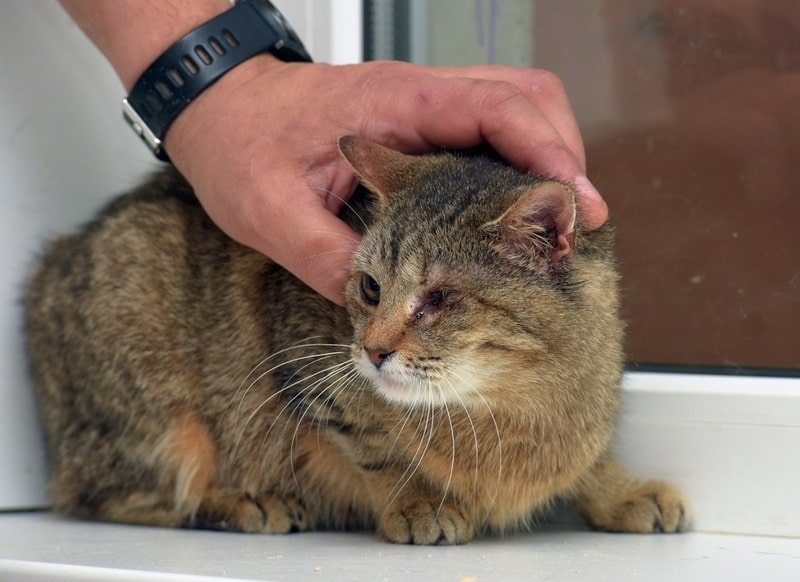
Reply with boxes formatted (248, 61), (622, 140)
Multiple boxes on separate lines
(122, 0), (312, 161)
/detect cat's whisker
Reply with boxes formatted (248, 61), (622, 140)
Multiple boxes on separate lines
(230, 354), (349, 465)
(383, 396), (428, 508)
(287, 362), (358, 487)
(254, 360), (355, 485)
(297, 228), (362, 249)
(308, 185), (370, 233)
(233, 348), (348, 427)
(231, 338), (338, 397)
(382, 389), (425, 463)
(259, 359), (353, 448)
(318, 369), (364, 443)
(473, 389), (504, 524)
(229, 352), (344, 450)
(443, 376), (481, 506)
(227, 340), (349, 431)
(385, 390), (437, 511)
(446, 370), (480, 496)
(433, 385), (457, 521)
(313, 372), (351, 445)
(235, 336), (330, 379)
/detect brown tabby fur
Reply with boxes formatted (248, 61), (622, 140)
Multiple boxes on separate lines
(24, 137), (689, 544)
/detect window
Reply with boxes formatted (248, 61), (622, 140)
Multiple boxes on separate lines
(367, 0), (800, 374)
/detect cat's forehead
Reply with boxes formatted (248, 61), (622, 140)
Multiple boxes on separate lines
(357, 209), (471, 272)
(352, 154), (544, 282)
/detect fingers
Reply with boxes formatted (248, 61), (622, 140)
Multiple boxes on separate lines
(443, 67), (608, 229)
(436, 65), (586, 169)
(358, 64), (608, 229)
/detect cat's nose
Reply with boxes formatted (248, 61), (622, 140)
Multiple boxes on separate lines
(365, 347), (395, 369)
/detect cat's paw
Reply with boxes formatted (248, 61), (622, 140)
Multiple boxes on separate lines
(587, 480), (691, 534)
(379, 499), (475, 545)
(253, 493), (309, 534)
(191, 490), (308, 534)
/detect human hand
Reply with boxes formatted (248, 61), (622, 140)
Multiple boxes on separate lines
(165, 56), (607, 305)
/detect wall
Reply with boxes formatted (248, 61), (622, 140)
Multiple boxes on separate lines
(0, 2), (154, 509)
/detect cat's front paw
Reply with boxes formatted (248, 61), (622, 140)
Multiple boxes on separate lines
(254, 493), (309, 534)
(190, 490), (308, 534)
(379, 499), (475, 545)
(586, 480), (691, 534)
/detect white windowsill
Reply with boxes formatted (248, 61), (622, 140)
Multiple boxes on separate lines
(1, 512), (799, 581)
(616, 371), (800, 538)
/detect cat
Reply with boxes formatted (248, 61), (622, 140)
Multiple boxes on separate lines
(24, 136), (690, 544)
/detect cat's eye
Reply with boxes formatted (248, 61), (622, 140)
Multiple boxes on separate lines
(360, 274), (381, 305)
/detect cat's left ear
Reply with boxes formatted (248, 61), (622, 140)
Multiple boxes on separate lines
(338, 136), (426, 203)
(485, 181), (576, 267)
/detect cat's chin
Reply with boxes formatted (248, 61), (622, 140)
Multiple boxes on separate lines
(357, 365), (438, 407)
(354, 353), (486, 408)
(363, 370), (463, 408)
(371, 376), (420, 405)
(357, 369), (415, 404)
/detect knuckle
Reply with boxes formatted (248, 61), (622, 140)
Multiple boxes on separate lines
(473, 79), (524, 110)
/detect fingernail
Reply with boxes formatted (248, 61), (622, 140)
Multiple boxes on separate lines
(573, 175), (609, 229)
(573, 175), (602, 203)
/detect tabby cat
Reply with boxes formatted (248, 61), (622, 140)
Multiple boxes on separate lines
(24, 137), (689, 544)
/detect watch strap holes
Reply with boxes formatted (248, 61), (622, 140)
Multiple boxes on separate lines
(194, 45), (213, 66)
(221, 29), (239, 48)
(143, 90), (162, 114)
(209, 37), (226, 56)
(138, 101), (153, 118)
(154, 81), (173, 100)
(181, 55), (199, 76)
(166, 68), (185, 88)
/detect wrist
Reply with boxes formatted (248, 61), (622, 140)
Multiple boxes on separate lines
(164, 54), (291, 171)
(61, 0), (231, 92)
(115, 0), (313, 160)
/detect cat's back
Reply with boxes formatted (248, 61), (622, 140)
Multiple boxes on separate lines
(25, 169), (229, 347)
(24, 169), (274, 456)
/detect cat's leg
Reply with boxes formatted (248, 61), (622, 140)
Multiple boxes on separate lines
(56, 412), (215, 528)
(73, 413), (308, 534)
(90, 489), (307, 534)
(97, 492), (184, 528)
(572, 454), (691, 533)
(136, 413), (309, 533)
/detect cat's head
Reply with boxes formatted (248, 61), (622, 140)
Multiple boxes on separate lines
(339, 137), (581, 409)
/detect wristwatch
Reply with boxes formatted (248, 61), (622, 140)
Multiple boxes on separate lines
(122, 0), (313, 161)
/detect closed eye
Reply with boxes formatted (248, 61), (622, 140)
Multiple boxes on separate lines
(414, 289), (461, 319)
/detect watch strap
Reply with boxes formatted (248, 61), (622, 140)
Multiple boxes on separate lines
(123, 0), (312, 160)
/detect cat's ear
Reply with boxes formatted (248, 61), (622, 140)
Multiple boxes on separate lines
(485, 181), (577, 268)
(338, 136), (421, 202)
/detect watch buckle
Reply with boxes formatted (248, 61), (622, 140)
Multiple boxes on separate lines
(122, 98), (165, 159)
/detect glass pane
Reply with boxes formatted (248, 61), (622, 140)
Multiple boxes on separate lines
(368, 0), (800, 372)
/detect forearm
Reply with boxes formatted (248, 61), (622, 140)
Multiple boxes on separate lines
(59, 0), (230, 91)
